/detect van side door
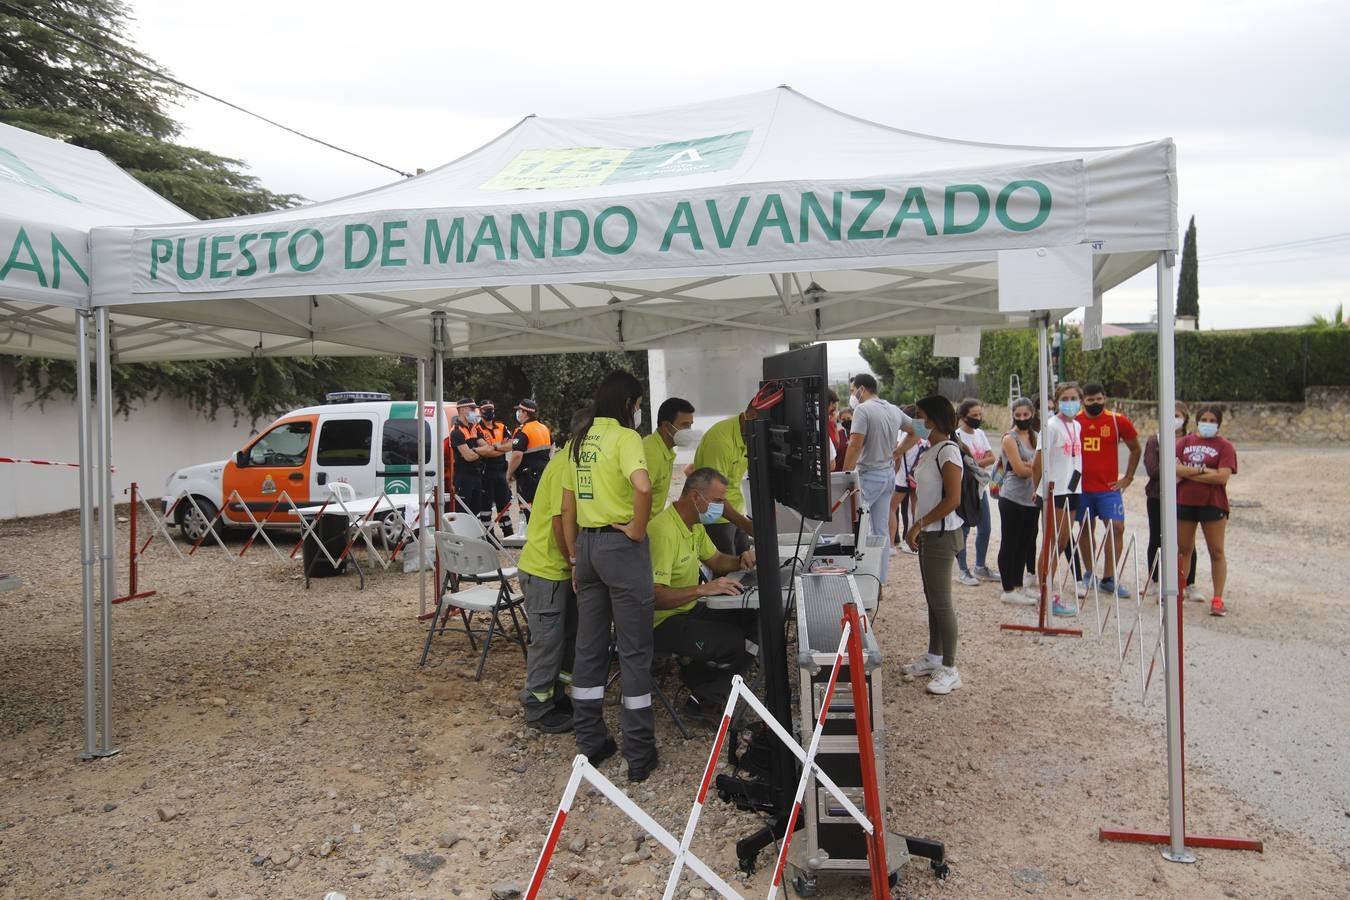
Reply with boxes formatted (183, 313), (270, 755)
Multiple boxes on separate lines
(312, 414), (379, 501)
(222, 415), (318, 524)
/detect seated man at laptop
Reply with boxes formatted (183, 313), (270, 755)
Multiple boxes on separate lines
(649, 467), (758, 721)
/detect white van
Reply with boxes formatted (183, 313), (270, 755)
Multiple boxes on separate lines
(163, 392), (455, 542)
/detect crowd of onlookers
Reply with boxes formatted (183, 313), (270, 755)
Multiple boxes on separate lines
(828, 379), (1238, 696)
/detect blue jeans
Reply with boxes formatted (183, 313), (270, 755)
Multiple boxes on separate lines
(956, 491), (991, 574)
(858, 468), (894, 585)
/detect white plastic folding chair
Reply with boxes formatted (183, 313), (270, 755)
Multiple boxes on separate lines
(420, 531), (527, 680)
(440, 511), (518, 581)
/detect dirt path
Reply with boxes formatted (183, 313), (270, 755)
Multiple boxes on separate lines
(0, 448), (1346, 898)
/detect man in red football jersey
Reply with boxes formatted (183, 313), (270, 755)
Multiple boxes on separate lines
(1075, 383), (1142, 598)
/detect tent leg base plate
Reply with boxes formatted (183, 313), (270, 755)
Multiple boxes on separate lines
(1000, 623), (1083, 637)
(1099, 828), (1263, 855)
(77, 747), (122, 762)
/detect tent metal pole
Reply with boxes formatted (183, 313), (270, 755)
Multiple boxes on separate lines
(94, 306), (120, 757)
(1155, 251), (1192, 863)
(75, 311), (99, 760)
(432, 313), (447, 603)
(416, 356), (427, 618)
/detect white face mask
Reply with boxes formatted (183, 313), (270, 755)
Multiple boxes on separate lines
(848, 391), (861, 409)
(632, 407), (642, 429)
(516, 411), (527, 425)
(671, 427), (699, 447)
(1173, 416), (1185, 431)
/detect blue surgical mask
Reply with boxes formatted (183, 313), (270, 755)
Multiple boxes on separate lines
(467, 412), (482, 425)
(1059, 400), (1081, 417)
(912, 419), (930, 439)
(699, 500), (724, 525)
(1197, 421), (1219, 439)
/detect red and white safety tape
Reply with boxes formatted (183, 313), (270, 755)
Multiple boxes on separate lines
(0, 456), (115, 471)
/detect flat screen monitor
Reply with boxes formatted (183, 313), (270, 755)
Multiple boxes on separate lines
(760, 344), (831, 521)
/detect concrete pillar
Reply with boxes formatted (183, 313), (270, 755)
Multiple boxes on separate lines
(647, 331), (788, 432)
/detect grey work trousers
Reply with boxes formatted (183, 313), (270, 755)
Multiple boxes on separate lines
(518, 572), (577, 722)
(917, 528), (962, 667)
(571, 530), (656, 768)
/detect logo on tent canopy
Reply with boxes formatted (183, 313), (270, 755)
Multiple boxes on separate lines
(483, 131), (750, 190)
(0, 147), (78, 202)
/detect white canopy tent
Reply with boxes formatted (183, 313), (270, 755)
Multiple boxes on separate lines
(90, 88), (1175, 352)
(80, 89), (1194, 860)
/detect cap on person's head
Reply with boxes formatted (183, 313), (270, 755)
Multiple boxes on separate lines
(515, 399), (539, 414)
(479, 400), (495, 411)
(456, 398), (477, 408)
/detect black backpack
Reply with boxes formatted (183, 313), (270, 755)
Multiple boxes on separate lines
(939, 440), (983, 529)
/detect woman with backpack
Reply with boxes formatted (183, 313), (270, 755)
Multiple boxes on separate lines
(901, 395), (968, 696)
(997, 397), (1041, 605)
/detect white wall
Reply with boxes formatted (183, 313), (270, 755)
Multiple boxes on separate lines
(1, 366), (260, 519)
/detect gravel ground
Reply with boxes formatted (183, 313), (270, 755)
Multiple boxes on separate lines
(1, 446), (1347, 898)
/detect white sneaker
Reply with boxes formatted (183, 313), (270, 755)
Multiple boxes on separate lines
(1023, 586), (1043, 602)
(1001, 590), (1036, 606)
(1024, 574), (1039, 590)
(901, 654), (942, 677)
(956, 571), (979, 587)
(926, 666), (963, 695)
(1075, 579), (1089, 599)
(973, 565), (1000, 582)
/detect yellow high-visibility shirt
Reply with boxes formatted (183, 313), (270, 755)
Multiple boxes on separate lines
(565, 417), (647, 528)
(517, 450), (572, 582)
(649, 504), (718, 627)
(642, 431), (676, 519)
(691, 414), (746, 524)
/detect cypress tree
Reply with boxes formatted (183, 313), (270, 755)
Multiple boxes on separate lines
(1176, 216), (1199, 322)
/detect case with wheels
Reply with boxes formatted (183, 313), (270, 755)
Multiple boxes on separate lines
(789, 574), (907, 884)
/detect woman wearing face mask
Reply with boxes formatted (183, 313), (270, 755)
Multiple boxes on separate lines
(1043, 382), (1086, 616)
(996, 398), (1041, 605)
(954, 399), (998, 586)
(1143, 402), (1197, 596)
(507, 399), (553, 520)
(827, 390), (849, 472)
(901, 396), (967, 695)
(561, 370), (658, 781)
(1175, 405), (1237, 617)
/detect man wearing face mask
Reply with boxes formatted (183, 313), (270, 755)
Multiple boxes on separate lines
(508, 399), (553, 521)
(1074, 383), (1141, 599)
(449, 398), (487, 519)
(649, 468), (758, 720)
(643, 397), (696, 518)
(475, 400), (516, 536)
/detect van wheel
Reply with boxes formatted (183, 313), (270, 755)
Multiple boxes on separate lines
(378, 510), (409, 553)
(178, 497), (219, 544)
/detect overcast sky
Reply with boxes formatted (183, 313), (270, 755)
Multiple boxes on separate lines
(125, 0), (1348, 374)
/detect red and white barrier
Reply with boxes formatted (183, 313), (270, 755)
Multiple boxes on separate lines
(525, 755), (741, 899)
(526, 600), (891, 899)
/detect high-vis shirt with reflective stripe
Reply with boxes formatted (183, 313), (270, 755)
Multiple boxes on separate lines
(564, 417), (647, 528)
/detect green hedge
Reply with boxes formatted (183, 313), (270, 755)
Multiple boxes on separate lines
(976, 327), (1350, 403)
